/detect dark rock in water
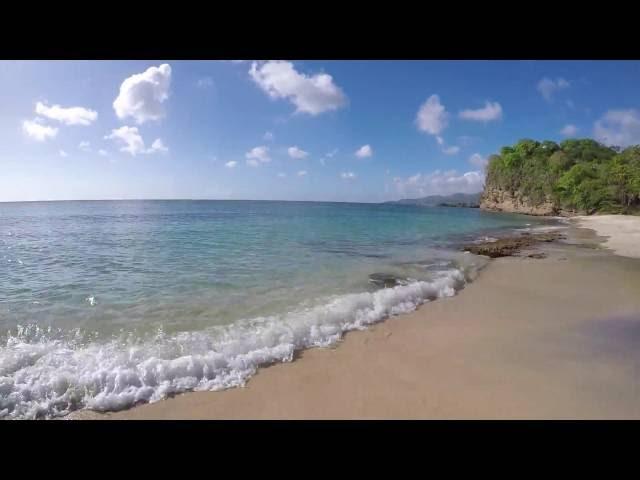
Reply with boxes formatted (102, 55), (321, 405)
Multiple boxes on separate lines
(527, 252), (547, 259)
(463, 232), (564, 258)
(369, 273), (404, 288)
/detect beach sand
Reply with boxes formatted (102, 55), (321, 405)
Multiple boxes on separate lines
(73, 223), (640, 420)
(573, 215), (640, 259)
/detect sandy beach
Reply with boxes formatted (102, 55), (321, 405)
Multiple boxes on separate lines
(68, 216), (640, 420)
(573, 215), (640, 259)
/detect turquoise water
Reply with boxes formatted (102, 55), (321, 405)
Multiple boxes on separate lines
(0, 200), (550, 418)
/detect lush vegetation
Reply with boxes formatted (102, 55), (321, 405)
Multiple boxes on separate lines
(485, 139), (640, 214)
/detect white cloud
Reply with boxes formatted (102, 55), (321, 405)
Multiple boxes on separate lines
(59, 150), (68, 157)
(225, 160), (238, 168)
(355, 144), (373, 158)
(435, 136), (460, 155)
(113, 64), (172, 124)
(560, 124), (579, 136)
(249, 60), (347, 115)
(537, 77), (570, 101)
(442, 145), (460, 155)
(149, 138), (168, 154)
(104, 126), (168, 156)
(594, 109), (640, 147)
(105, 127), (144, 155)
(288, 146), (309, 159)
(35, 102), (97, 126)
(340, 172), (356, 179)
(22, 119), (58, 141)
(416, 94), (449, 135)
(393, 169), (485, 198)
(245, 146), (271, 166)
(277, 172), (286, 178)
(319, 158), (326, 166)
(98, 149), (108, 156)
(297, 170), (307, 176)
(78, 141), (91, 152)
(468, 153), (488, 169)
(263, 131), (274, 141)
(196, 77), (214, 88)
(326, 148), (338, 157)
(459, 101), (502, 122)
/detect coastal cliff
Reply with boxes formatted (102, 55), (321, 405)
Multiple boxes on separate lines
(480, 186), (558, 216)
(479, 138), (640, 216)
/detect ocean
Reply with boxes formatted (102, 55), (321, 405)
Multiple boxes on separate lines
(0, 200), (553, 418)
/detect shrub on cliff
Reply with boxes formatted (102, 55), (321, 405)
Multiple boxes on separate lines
(485, 139), (640, 214)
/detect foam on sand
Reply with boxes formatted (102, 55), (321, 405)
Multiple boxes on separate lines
(0, 265), (481, 419)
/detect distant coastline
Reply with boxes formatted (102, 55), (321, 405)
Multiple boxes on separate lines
(384, 192), (481, 208)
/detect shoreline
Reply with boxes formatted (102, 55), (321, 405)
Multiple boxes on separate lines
(572, 215), (640, 259)
(71, 217), (640, 419)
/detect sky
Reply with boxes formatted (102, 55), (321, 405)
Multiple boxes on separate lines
(2, 60), (640, 203)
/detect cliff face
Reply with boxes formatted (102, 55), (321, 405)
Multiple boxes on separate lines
(480, 186), (559, 216)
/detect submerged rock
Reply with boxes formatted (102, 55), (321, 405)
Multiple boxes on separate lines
(368, 273), (405, 288)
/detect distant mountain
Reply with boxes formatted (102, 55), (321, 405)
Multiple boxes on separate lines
(385, 192), (481, 208)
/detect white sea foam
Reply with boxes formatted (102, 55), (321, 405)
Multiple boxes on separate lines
(0, 267), (474, 419)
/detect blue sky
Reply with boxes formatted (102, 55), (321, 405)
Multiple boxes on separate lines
(2, 60), (640, 202)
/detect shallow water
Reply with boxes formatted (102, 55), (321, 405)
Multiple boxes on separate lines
(0, 200), (551, 418)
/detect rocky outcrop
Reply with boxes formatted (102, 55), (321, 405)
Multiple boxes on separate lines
(480, 186), (559, 216)
(463, 232), (565, 258)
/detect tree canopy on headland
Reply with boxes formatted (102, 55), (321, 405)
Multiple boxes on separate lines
(485, 139), (640, 214)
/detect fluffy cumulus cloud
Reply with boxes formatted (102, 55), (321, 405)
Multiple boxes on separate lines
(78, 141), (91, 152)
(104, 126), (167, 156)
(98, 149), (108, 156)
(263, 131), (274, 141)
(277, 172), (287, 178)
(393, 170), (484, 198)
(468, 153), (488, 169)
(297, 170), (307, 176)
(340, 171), (356, 179)
(416, 94), (449, 135)
(355, 144), (373, 158)
(287, 146), (309, 159)
(113, 64), (172, 124)
(245, 146), (271, 167)
(22, 119), (58, 141)
(249, 61), (347, 115)
(537, 77), (570, 101)
(560, 124), (579, 136)
(594, 109), (640, 147)
(35, 102), (97, 126)
(225, 160), (238, 168)
(59, 150), (68, 157)
(459, 101), (502, 122)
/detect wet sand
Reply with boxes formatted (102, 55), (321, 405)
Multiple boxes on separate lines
(573, 215), (640, 259)
(72, 224), (640, 419)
